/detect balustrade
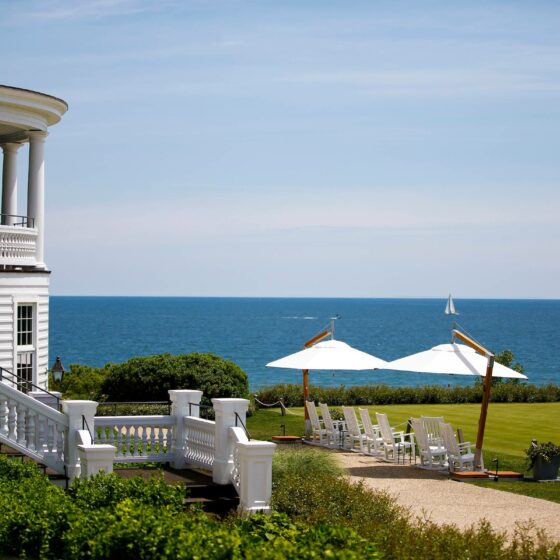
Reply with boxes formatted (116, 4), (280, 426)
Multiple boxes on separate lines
(94, 415), (174, 462)
(0, 383), (67, 471)
(0, 225), (37, 265)
(184, 416), (216, 469)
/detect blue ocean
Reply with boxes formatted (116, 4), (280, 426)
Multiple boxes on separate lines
(49, 297), (559, 390)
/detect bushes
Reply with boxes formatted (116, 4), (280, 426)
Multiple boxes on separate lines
(271, 448), (560, 559)
(0, 456), (75, 559)
(100, 353), (249, 410)
(0, 458), (381, 560)
(55, 352), (250, 407)
(256, 382), (560, 408)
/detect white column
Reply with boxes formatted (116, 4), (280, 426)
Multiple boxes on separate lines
(236, 440), (276, 514)
(1, 143), (21, 226)
(168, 389), (203, 469)
(212, 398), (249, 484)
(27, 130), (47, 268)
(61, 400), (98, 481)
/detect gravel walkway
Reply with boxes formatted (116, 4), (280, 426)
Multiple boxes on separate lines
(336, 450), (560, 542)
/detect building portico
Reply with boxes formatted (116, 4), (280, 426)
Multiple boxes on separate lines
(0, 85), (68, 389)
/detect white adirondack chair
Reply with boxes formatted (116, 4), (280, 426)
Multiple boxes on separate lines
(342, 406), (368, 453)
(375, 412), (415, 463)
(420, 416), (445, 447)
(410, 417), (447, 469)
(439, 422), (476, 472)
(319, 402), (339, 447)
(305, 401), (329, 445)
(358, 408), (384, 456)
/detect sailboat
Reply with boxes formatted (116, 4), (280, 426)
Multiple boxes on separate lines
(444, 294), (458, 315)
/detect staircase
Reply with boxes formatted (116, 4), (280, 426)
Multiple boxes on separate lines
(0, 371), (67, 475)
(0, 442), (69, 487)
(114, 465), (240, 517)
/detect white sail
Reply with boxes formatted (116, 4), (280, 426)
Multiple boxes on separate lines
(445, 294), (458, 315)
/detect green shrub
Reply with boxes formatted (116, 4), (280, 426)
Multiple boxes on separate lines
(270, 447), (560, 559)
(68, 472), (186, 512)
(100, 353), (249, 408)
(255, 382), (560, 408)
(0, 458), (75, 559)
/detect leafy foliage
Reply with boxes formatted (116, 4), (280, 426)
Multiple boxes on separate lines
(256, 381), (560, 408)
(526, 440), (560, 469)
(0, 458), (380, 560)
(271, 448), (560, 559)
(53, 353), (250, 408)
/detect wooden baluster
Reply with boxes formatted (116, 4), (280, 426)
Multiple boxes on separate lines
(56, 427), (64, 461)
(47, 421), (55, 454)
(26, 411), (35, 451)
(158, 427), (164, 458)
(116, 425), (123, 457)
(35, 415), (45, 455)
(141, 425), (148, 457)
(0, 396), (8, 436)
(16, 403), (26, 445)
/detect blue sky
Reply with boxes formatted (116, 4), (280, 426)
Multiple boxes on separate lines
(1, 0), (559, 297)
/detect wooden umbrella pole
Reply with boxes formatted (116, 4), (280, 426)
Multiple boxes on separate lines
(303, 369), (309, 420)
(451, 329), (495, 470)
(302, 328), (331, 434)
(475, 355), (494, 469)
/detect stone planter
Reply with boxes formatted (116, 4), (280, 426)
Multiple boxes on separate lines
(532, 455), (560, 481)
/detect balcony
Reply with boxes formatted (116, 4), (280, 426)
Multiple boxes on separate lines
(0, 216), (38, 267)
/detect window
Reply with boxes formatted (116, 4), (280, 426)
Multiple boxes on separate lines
(17, 304), (33, 346)
(17, 352), (33, 393)
(16, 303), (34, 393)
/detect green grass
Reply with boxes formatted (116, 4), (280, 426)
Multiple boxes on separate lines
(249, 402), (560, 458)
(247, 402), (560, 503)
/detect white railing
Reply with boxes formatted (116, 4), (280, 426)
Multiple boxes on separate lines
(0, 381), (67, 472)
(184, 416), (216, 469)
(0, 225), (37, 266)
(229, 426), (248, 494)
(94, 415), (174, 463)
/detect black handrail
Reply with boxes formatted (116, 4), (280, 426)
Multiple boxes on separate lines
(82, 414), (95, 444)
(188, 402), (213, 416)
(0, 366), (61, 410)
(0, 214), (35, 227)
(234, 412), (251, 441)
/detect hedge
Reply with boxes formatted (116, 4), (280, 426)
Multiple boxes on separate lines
(255, 382), (560, 408)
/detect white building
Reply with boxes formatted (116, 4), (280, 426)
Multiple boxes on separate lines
(0, 85), (67, 390)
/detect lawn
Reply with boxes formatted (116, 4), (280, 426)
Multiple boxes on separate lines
(248, 402), (559, 457)
(247, 402), (560, 503)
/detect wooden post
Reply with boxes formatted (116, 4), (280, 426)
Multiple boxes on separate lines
(451, 329), (494, 471)
(301, 328), (330, 435)
(302, 369), (309, 420)
(474, 355), (494, 469)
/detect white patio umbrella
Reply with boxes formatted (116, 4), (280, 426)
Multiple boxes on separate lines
(384, 335), (528, 469)
(267, 339), (387, 432)
(384, 343), (528, 380)
(267, 339), (388, 371)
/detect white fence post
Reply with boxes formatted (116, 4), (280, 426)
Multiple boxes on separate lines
(236, 440), (276, 514)
(61, 400), (98, 481)
(169, 389), (202, 469)
(76, 430), (117, 478)
(212, 398), (249, 484)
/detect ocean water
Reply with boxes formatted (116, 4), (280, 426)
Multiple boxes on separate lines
(49, 297), (560, 390)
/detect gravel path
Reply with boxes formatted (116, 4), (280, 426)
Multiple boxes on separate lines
(336, 450), (560, 542)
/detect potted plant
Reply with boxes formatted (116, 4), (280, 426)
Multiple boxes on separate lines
(526, 440), (560, 481)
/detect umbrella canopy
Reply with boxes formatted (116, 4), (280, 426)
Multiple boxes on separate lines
(267, 339), (387, 371)
(384, 343), (527, 379)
